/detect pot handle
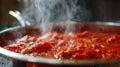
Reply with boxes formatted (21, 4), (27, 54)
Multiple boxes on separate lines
(9, 10), (31, 27)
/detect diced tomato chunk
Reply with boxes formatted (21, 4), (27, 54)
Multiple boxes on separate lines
(60, 51), (73, 59)
(21, 41), (52, 54)
(72, 52), (88, 59)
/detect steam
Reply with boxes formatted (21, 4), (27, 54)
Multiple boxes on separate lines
(0, 1), (91, 66)
(22, 0), (91, 33)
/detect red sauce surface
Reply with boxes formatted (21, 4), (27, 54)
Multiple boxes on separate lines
(4, 31), (120, 60)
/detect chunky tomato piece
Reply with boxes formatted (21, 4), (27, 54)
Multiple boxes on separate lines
(72, 52), (88, 59)
(21, 41), (52, 54)
(4, 44), (25, 53)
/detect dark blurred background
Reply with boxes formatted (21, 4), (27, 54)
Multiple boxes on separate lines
(90, 0), (120, 22)
(0, 0), (21, 26)
(0, 0), (120, 26)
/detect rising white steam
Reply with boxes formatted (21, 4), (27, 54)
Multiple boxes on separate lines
(22, 0), (91, 33)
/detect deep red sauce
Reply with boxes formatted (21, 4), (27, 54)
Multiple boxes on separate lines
(4, 31), (120, 60)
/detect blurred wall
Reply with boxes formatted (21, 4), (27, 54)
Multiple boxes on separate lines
(90, 0), (120, 21)
(0, 0), (120, 26)
(0, 0), (20, 25)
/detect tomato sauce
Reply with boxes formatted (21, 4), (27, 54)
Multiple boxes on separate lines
(4, 31), (120, 60)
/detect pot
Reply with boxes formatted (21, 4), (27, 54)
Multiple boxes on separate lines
(0, 22), (120, 67)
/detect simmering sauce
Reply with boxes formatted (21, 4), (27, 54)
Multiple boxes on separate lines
(4, 31), (120, 60)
